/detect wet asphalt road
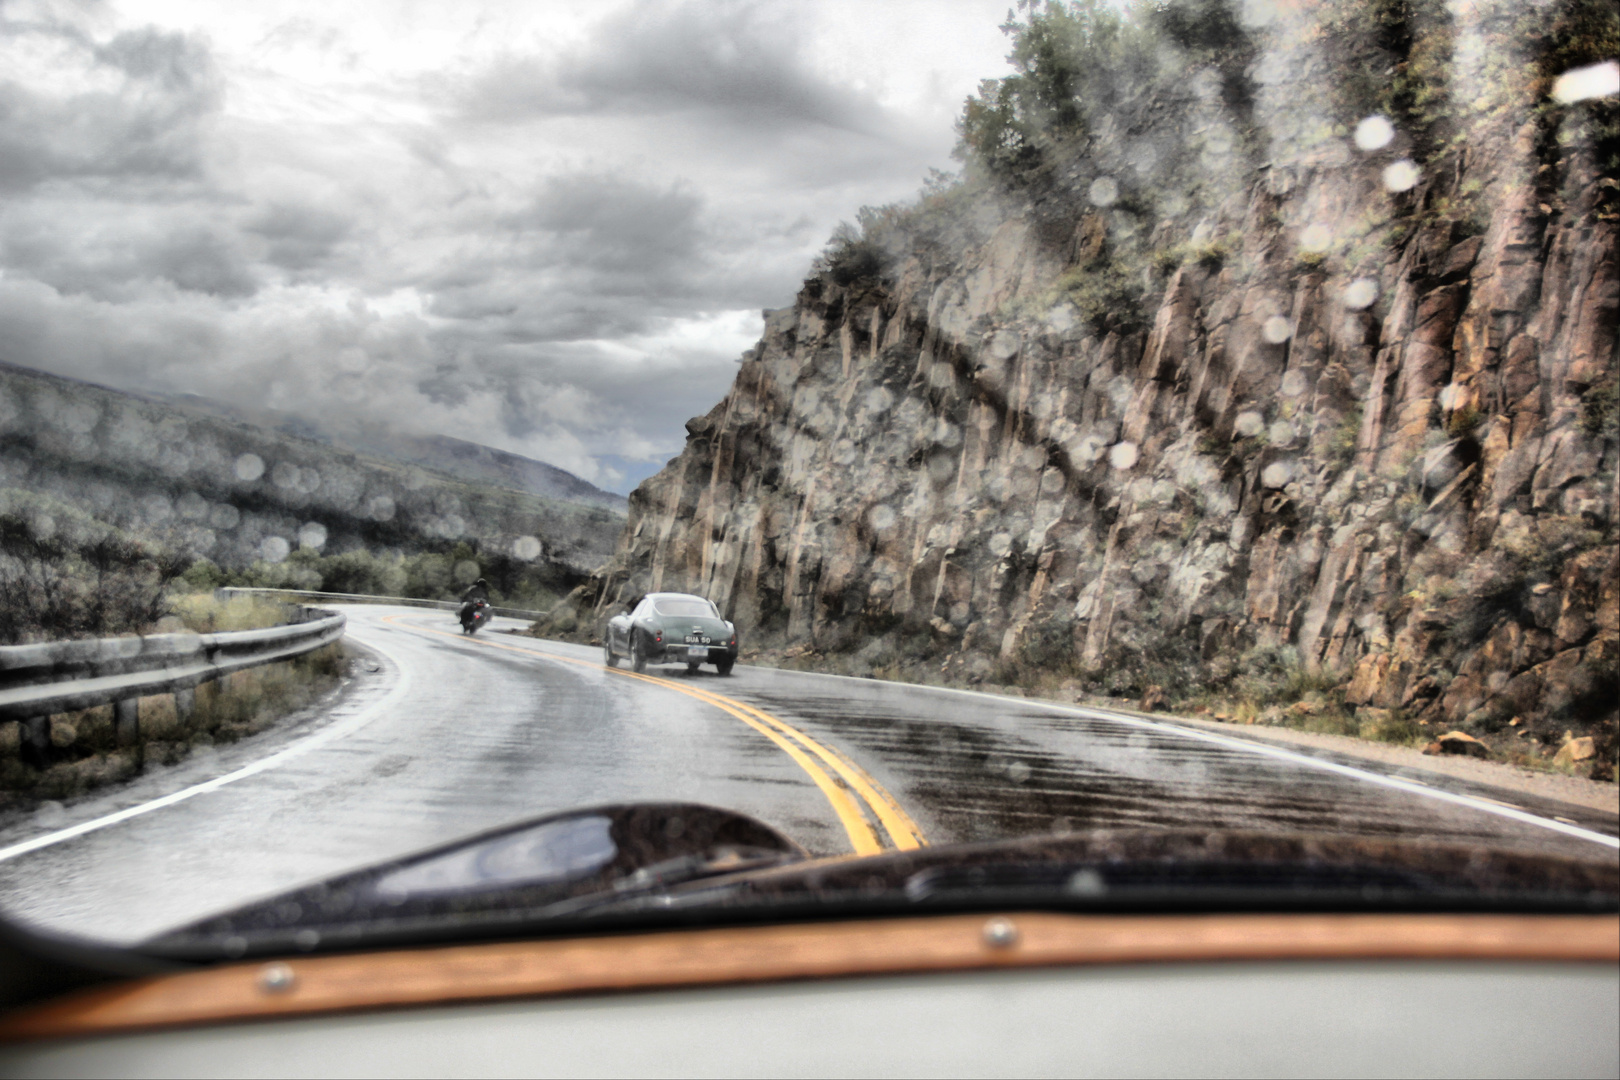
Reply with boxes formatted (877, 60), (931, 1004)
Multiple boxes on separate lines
(0, 604), (1614, 946)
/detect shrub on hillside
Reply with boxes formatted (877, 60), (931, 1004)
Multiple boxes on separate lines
(0, 490), (188, 644)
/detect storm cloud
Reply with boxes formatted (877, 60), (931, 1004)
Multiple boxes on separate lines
(460, 1), (879, 132)
(0, 0), (1006, 490)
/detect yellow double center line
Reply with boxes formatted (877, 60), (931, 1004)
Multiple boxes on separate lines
(382, 616), (926, 856)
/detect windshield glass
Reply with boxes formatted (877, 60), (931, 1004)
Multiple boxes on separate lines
(653, 599), (720, 619)
(0, 0), (1615, 957)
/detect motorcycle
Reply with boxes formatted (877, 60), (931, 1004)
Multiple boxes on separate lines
(460, 598), (492, 635)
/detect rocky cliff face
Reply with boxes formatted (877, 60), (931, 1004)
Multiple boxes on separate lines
(547, 0), (1617, 765)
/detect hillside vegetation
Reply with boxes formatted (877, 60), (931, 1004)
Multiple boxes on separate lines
(544, 0), (1618, 779)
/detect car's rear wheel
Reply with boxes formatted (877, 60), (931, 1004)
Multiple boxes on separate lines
(630, 634), (648, 673)
(685, 662), (701, 674)
(603, 639), (619, 668)
(715, 658), (734, 676)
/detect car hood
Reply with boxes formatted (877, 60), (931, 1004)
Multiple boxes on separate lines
(144, 803), (1619, 961)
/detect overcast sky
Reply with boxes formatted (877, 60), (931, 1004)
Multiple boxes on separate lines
(0, 0), (1009, 492)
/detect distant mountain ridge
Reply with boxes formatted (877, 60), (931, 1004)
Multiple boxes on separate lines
(0, 360), (623, 580)
(147, 392), (628, 512)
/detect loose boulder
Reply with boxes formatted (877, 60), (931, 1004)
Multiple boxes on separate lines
(1423, 731), (1490, 758)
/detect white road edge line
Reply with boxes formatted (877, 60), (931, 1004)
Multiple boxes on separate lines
(928, 682), (1620, 851)
(0, 632), (414, 865)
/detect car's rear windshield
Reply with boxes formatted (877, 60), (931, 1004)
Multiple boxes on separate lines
(654, 599), (718, 618)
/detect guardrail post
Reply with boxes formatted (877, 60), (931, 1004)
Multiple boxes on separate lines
(21, 716), (50, 769)
(174, 687), (196, 727)
(114, 698), (140, 748)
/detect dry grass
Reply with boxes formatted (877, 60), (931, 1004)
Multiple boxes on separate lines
(168, 592), (296, 633)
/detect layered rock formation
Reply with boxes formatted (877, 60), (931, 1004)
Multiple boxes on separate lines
(546, 0), (1617, 761)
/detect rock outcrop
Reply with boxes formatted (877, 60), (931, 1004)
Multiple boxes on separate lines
(546, 0), (1617, 766)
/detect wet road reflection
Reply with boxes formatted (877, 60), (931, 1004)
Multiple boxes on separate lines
(0, 605), (1611, 947)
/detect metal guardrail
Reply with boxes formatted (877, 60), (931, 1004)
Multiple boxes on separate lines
(0, 607), (345, 766)
(216, 587), (551, 622)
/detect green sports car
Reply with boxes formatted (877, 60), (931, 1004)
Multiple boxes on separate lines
(603, 592), (738, 675)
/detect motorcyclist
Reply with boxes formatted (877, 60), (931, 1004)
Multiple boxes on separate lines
(459, 578), (490, 626)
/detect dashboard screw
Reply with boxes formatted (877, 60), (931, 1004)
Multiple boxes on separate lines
(982, 917), (1019, 949)
(258, 963), (297, 994)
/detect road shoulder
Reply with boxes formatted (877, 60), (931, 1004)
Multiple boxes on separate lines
(1075, 697), (1619, 821)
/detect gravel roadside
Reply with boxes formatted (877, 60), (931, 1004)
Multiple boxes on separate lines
(1073, 696), (1619, 818)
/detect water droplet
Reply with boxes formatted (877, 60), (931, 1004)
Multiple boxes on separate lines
(298, 522), (328, 550)
(869, 505), (897, 531)
(1551, 60), (1619, 104)
(1299, 224), (1333, 253)
(1280, 370), (1308, 397)
(235, 453), (264, 482)
(513, 535), (543, 561)
(1262, 460), (1295, 488)
(1234, 411), (1266, 438)
(1344, 278), (1379, 309)
(141, 493), (174, 524)
(258, 963), (296, 993)
(1239, 0), (1277, 28)
(1108, 442), (1139, 470)
(1382, 159), (1420, 192)
(1262, 316), (1293, 343)
(982, 917), (1020, 948)
(1067, 869), (1107, 896)
(1354, 115), (1395, 151)
(261, 536), (290, 563)
(1088, 176), (1119, 207)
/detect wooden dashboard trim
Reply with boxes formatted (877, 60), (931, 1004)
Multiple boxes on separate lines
(3, 912), (1615, 1042)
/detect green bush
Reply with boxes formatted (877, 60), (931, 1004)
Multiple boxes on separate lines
(955, 0), (1162, 180)
(0, 489), (189, 644)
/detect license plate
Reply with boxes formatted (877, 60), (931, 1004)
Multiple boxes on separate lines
(687, 646), (708, 660)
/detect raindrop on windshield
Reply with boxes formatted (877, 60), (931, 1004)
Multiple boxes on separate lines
(234, 453), (264, 482)
(1551, 60), (1619, 104)
(1344, 278), (1379, 309)
(1088, 176), (1119, 207)
(1299, 224), (1332, 253)
(298, 522), (328, 550)
(513, 535), (543, 561)
(1262, 316), (1293, 343)
(261, 536), (290, 563)
(1382, 160), (1420, 192)
(1108, 442), (1139, 470)
(1353, 115), (1395, 151)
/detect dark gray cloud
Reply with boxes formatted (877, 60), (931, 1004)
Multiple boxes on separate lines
(245, 203), (354, 272)
(0, 20), (218, 192)
(460, 0), (878, 132)
(1, 211), (258, 300)
(509, 173), (704, 273)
